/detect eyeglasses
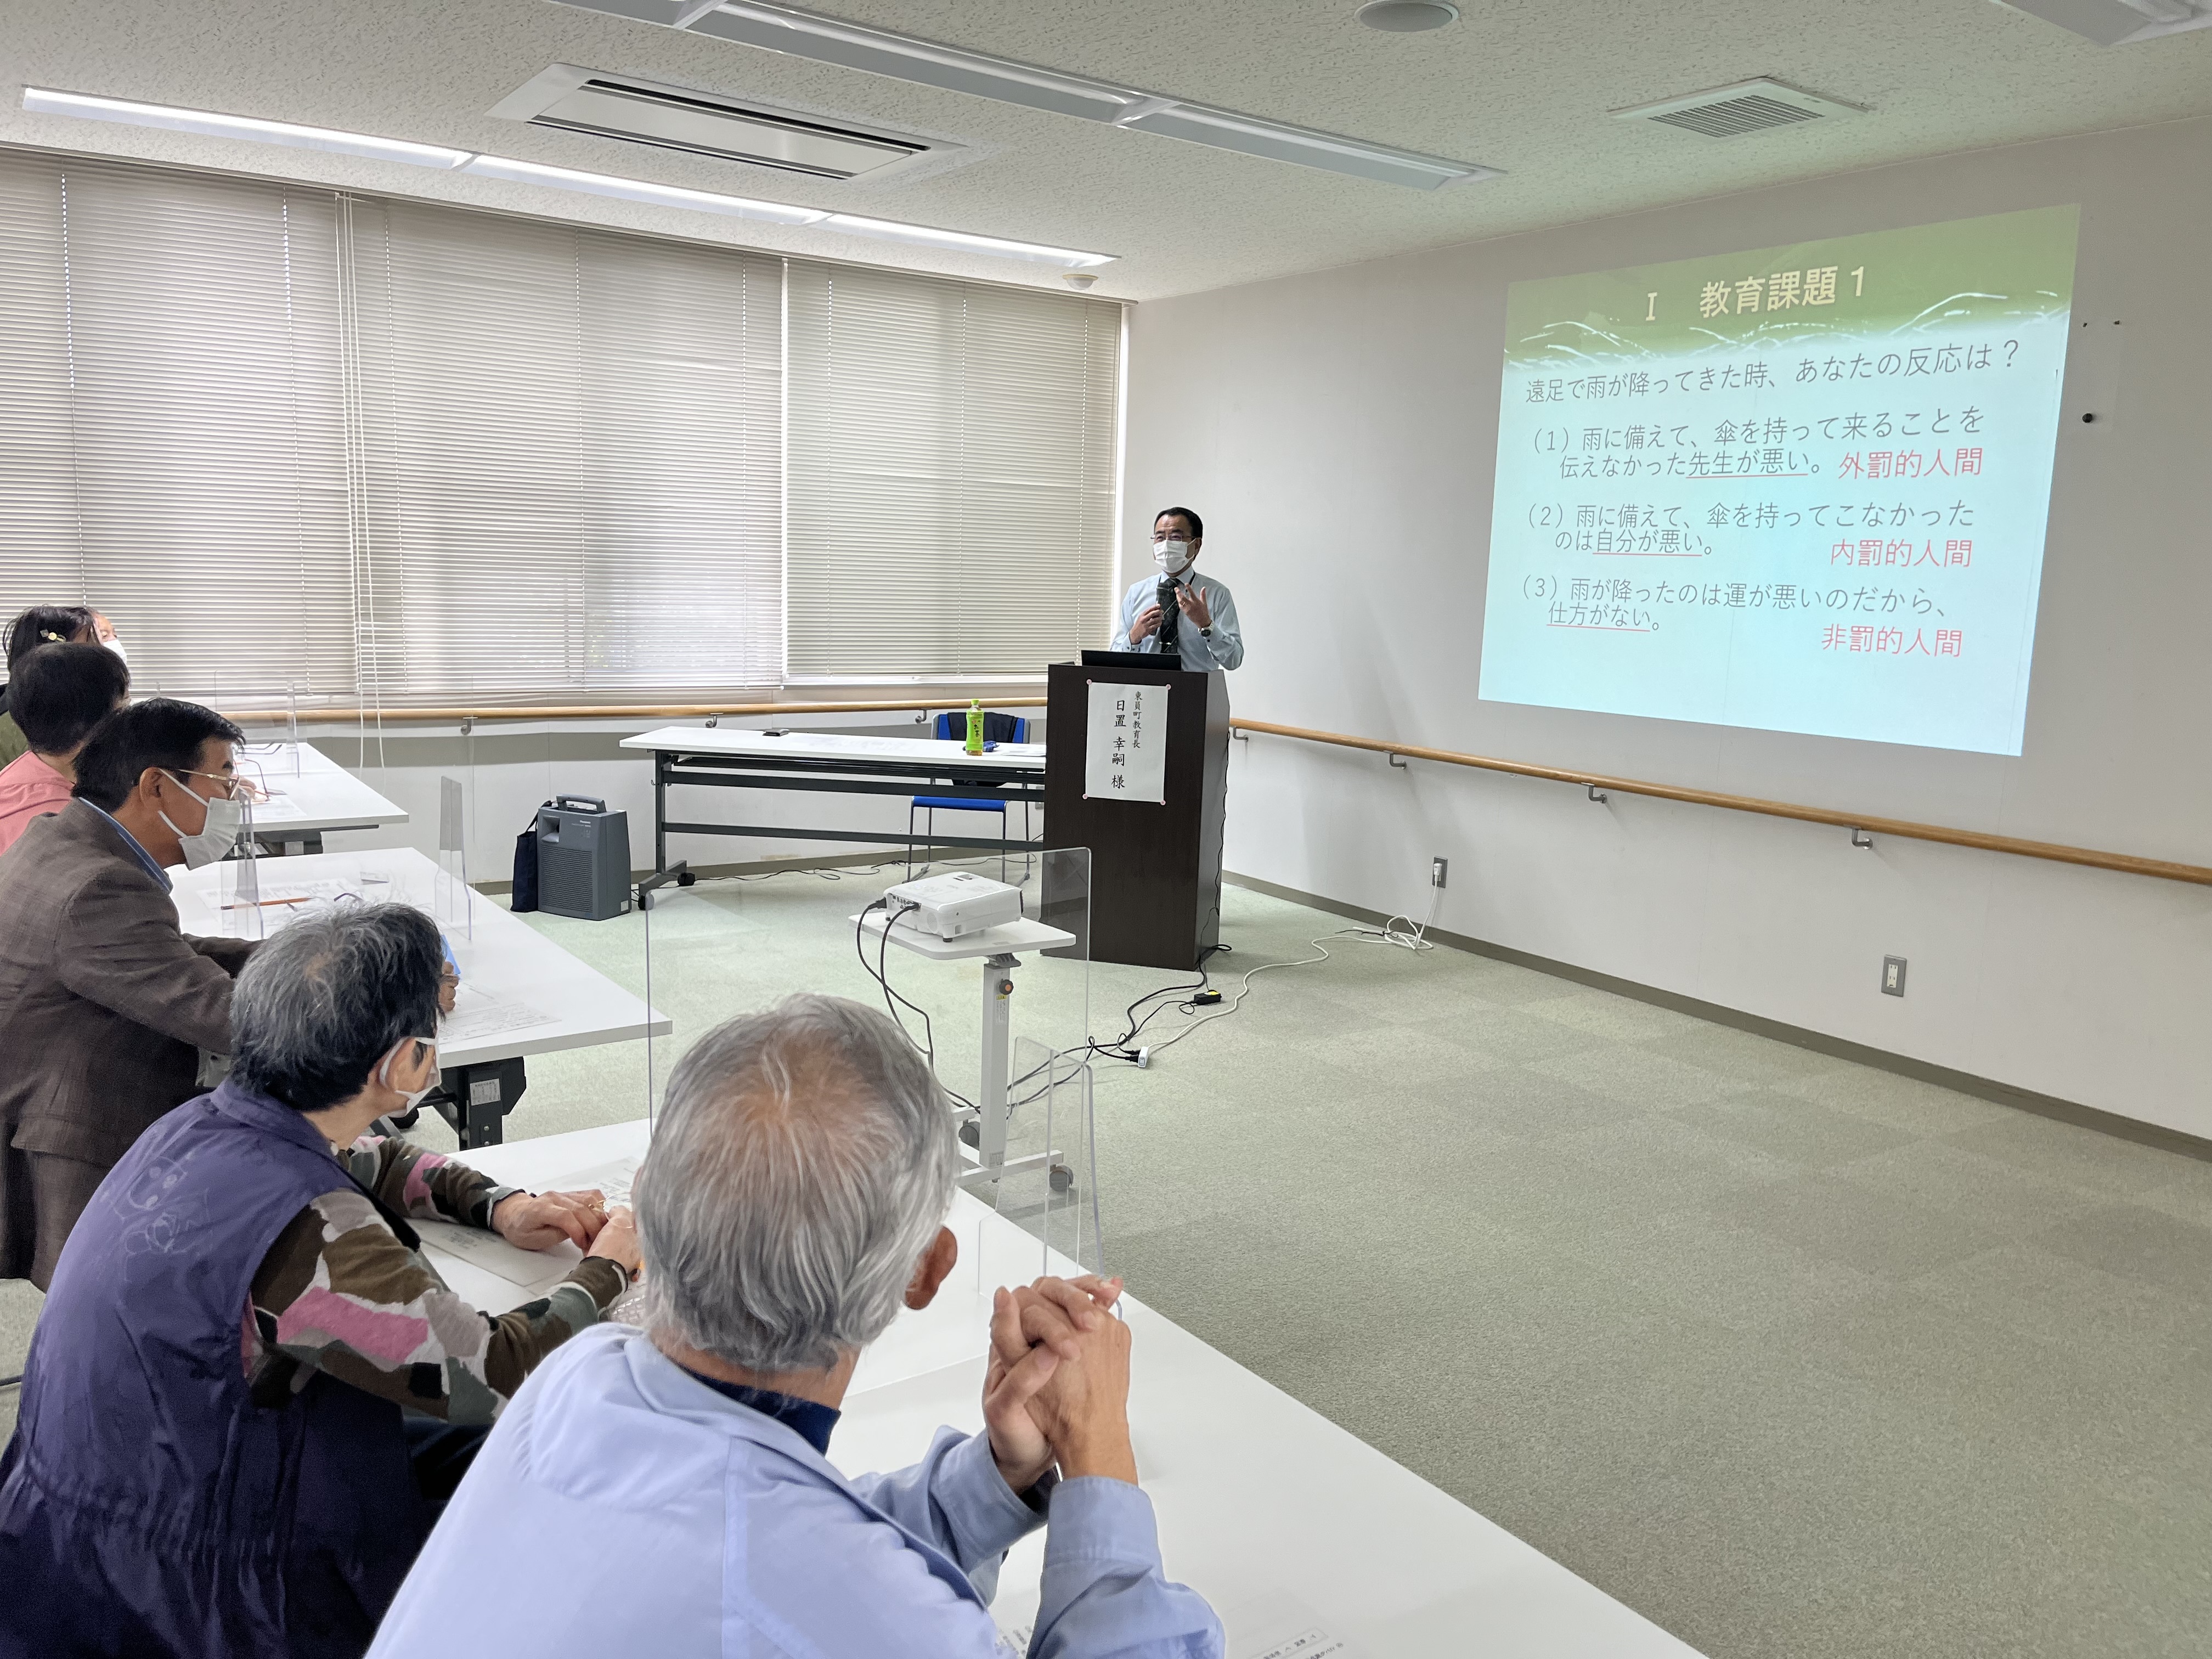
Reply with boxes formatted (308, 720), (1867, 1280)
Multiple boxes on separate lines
(167, 767), (270, 805)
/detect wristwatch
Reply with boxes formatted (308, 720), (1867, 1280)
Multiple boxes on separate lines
(1199, 626), (1213, 638)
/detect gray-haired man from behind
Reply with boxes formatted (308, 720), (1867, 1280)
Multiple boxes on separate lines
(372, 993), (1223, 1658)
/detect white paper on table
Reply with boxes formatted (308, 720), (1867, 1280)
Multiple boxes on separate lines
(440, 986), (556, 1043)
(1223, 1593), (1368, 1659)
(543, 1155), (641, 1208)
(217, 876), (358, 910)
(413, 1219), (578, 1293)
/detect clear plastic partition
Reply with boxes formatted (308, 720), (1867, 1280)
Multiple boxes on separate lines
(984, 847), (1103, 1274)
(215, 797), (264, 940)
(636, 871), (727, 1133)
(434, 775), (475, 939)
(628, 846), (1103, 1270)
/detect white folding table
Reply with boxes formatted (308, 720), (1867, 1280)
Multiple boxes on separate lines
(171, 848), (669, 1146)
(232, 741), (407, 854)
(620, 725), (1046, 875)
(424, 1120), (1706, 1659)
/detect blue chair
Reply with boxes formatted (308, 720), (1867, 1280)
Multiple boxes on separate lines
(909, 711), (1030, 878)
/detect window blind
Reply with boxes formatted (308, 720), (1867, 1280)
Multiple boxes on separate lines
(0, 143), (1122, 704)
(345, 198), (785, 706)
(785, 261), (1121, 680)
(0, 151), (354, 706)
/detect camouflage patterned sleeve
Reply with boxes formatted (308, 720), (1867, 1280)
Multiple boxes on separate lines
(337, 1134), (520, 1228)
(244, 1190), (628, 1422)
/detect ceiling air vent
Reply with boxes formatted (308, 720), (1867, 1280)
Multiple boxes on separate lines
(489, 65), (951, 181)
(1612, 78), (1864, 139)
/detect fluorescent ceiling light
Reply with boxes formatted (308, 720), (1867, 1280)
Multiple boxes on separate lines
(463, 153), (828, 223)
(1991, 0), (2212, 43)
(1114, 105), (1474, 190)
(820, 212), (1111, 268)
(22, 86), (1114, 268)
(687, 2), (1137, 121)
(21, 87), (470, 169)
(557, 0), (1500, 189)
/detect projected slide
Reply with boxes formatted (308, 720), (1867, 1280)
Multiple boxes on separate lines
(1479, 206), (2078, 755)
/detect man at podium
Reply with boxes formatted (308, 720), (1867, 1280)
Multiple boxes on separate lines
(1110, 507), (1244, 670)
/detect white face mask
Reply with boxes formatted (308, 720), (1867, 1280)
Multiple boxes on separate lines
(377, 1039), (439, 1111)
(1153, 539), (1192, 575)
(104, 638), (128, 668)
(156, 774), (244, 869)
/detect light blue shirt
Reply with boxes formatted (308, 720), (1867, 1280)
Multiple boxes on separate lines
(1110, 572), (1243, 670)
(369, 1323), (1223, 1659)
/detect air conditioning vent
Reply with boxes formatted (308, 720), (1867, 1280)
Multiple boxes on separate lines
(489, 65), (952, 182)
(1613, 78), (1864, 139)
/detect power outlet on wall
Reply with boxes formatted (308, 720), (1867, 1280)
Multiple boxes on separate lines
(1882, 956), (1907, 997)
(1431, 857), (1448, 889)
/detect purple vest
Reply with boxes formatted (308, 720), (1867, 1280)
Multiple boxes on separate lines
(0, 1080), (432, 1658)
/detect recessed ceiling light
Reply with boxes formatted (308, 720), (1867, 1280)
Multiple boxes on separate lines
(20, 87), (471, 169)
(1990, 0), (2211, 44)
(462, 153), (828, 223)
(1356, 2), (1461, 32)
(819, 211), (1113, 268)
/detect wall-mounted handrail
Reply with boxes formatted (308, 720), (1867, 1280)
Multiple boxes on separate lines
(219, 698), (2211, 888)
(225, 697), (1048, 724)
(1228, 717), (2212, 889)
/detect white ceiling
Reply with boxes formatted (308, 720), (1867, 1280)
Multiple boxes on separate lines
(1, 0), (2205, 301)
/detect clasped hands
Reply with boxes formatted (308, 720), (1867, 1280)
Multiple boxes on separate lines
(490, 1188), (645, 1279)
(983, 1275), (1137, 1496)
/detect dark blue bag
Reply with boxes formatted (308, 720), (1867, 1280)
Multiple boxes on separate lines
(510, 806), (545, 912)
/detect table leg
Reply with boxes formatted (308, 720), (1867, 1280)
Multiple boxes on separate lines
(654, 751), (669, 875)
(428, 1056), (529, 1150)
(978, 953), (1017, 1171)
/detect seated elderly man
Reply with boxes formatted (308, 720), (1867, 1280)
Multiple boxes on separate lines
(372, 994), (1223, 1657)
(0, 904), (642, 1659)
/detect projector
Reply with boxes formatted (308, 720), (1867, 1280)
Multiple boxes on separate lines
(883, 872), (1024, 940)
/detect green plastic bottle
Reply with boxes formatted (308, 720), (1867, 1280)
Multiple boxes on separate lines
(964, 698), (985, 754)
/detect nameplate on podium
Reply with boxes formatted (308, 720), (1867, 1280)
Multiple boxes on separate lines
(1082, 681), (1169, 804)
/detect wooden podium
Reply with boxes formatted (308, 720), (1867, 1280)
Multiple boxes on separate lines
(1043, 659), (1231, 970)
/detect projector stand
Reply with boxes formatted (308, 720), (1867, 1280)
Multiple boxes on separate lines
(848, 909), (1079, 1197)
(960, 952), (1071, 1195)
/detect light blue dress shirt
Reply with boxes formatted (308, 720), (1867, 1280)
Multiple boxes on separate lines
(368, 1323), (1223, 1659)
(1110, 572), (1243, 670)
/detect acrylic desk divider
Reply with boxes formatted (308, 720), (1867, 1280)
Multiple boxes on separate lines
(978, 847), (1102, 1276)
(435, 775), (473, 939)
(637, 859), (702, 1137)
(218, 798), (263, 940)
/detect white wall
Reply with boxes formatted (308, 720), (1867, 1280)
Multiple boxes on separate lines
(1125, 119), (2212, 1136)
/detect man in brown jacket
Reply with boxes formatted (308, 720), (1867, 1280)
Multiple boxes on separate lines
(0, 698), (257, 1288)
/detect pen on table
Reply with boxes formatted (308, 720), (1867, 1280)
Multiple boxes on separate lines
(221, 896), (312, 910)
